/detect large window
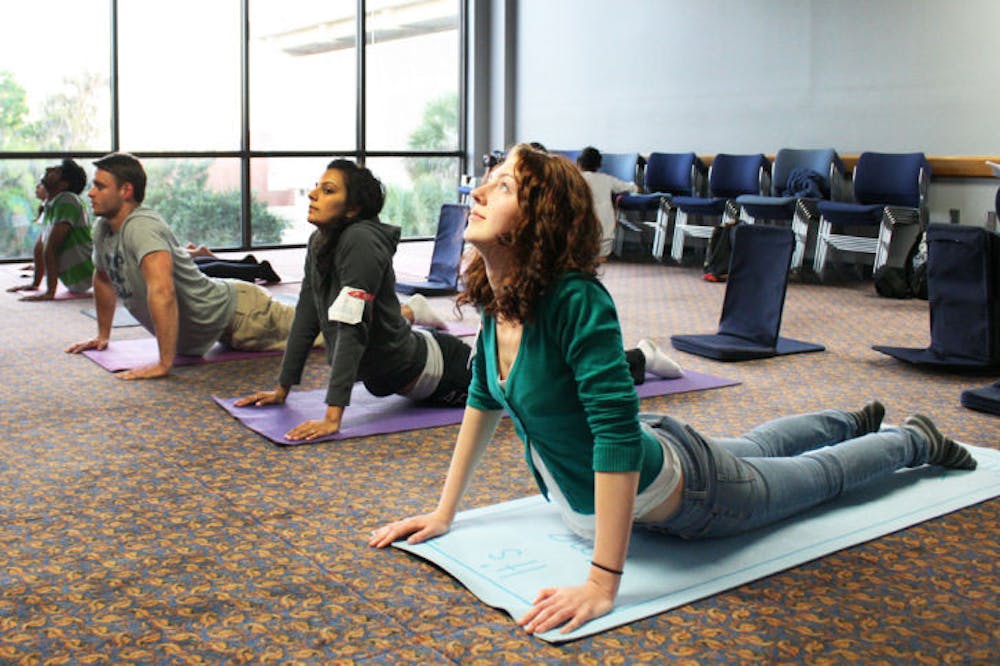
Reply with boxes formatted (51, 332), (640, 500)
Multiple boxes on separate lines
(366, 0), (461, 152)
(0, 0), (464, 261)
(249, 1), (358, 152)
(0, 2), (111, 259)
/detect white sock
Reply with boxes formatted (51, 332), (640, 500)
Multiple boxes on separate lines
(406, 294), (448, 330)
(637, 339), (683, 378)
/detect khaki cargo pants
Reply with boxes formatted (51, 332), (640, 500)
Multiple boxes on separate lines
(220, 281), (295, 352)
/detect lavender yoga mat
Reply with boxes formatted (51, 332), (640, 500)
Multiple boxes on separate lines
(80, 325), (467, 372)
(213, 370), (739, 445)
(81, 337), (285, 372)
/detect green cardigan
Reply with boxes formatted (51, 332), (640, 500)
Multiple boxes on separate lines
(467, 273), (664, 514)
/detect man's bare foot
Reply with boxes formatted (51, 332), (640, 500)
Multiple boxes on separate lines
(185, 243), (216, 259)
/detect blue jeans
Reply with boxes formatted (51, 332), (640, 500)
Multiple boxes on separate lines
(642, 411), (928, 539)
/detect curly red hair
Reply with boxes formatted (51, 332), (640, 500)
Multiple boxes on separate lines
(457, 144), (601, 323)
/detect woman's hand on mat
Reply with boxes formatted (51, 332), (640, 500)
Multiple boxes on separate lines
(368, 512), (452, 548)
(117, 362), (171, 380)
(284, 418), (340, 441)
(517, 581), (616, 635)
(65, 337), (109, 354)
(234, 387), (289, 408)
(284, 404), (343, 441)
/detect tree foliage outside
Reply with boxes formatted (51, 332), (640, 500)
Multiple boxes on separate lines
(1, 69), (459, 257)
(384, 91), (460, 237)
(0, 72), (42, 256)
(0, 70), (287, 259)
(143, 161), (285, 247)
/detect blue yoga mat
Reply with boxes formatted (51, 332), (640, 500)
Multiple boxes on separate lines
(81, 306), (141, 328)
(394, 444), (1000, 643)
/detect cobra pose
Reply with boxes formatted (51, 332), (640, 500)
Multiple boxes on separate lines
(370, 144), (976, 635)
(237, 159), (679, 441)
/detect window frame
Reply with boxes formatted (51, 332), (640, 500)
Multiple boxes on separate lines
(0, 0), (467, 260)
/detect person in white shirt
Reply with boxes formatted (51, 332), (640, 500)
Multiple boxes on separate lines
(577, 146), (638, 258)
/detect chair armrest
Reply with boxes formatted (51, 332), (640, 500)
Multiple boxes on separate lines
(829, 161), (849, 202)
(758, 166), (771, 197)
(883, 206), (921, 228)
(918, 166), (930, 227)
(795, 198), (821, 222)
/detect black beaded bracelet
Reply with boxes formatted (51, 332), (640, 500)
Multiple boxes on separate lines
(590, 560), (624, 576)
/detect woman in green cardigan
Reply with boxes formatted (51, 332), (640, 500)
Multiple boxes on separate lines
(370, 144), (976, 636)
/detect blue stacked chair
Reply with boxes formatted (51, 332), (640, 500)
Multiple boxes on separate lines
(670, 153), (769, 263)
(670, 224), (825, 360)
(597, 152), (642, 184)
(552, 149), (582, 164)
(615, 152), (705, 260)
(736, 148), (844, 270)
(813, 152), (929, 279)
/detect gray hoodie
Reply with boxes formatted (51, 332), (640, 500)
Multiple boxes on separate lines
(278, 217), (426, 406)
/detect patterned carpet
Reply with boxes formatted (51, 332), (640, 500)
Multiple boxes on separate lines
(0, 249), (997, 664)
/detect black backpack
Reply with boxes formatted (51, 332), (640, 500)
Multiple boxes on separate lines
(703, 223), (738, 281)
(908, 232), (928, 299)
(873, 231), (926, 299)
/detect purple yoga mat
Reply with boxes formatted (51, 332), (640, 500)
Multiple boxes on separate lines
(213, 370), (739, 445)
(80, 327), (468, 373)
(634, 370), (739, 399)
(81, 337), (285, 372)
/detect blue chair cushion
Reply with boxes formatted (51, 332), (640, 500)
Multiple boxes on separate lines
(737, 195), (798, 221)
(671, 333), (824, 361)
(816, 200), (885, 226)
(618, 192), (667, 212)
(671, 196), (728, 216)
(670, 333), (778, 361)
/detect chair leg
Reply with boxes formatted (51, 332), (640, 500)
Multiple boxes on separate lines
(651, 200), (673, 261)
(613, 213), (626, 258)
(651, 207), (666, 261)
(671, 210), (688, 263)
(791, 208), (809, 270)
(813, 217), (831, 278)
(874, 218), (893, 274)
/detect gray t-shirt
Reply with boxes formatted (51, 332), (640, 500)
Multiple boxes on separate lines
(93, 206), (236, 356)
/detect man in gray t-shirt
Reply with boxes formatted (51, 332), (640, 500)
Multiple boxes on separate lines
(66, 152), (293, 380)
(92, 205), (237, 356)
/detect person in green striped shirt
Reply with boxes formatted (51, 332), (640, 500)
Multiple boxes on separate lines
(9, 159), (95, 301)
